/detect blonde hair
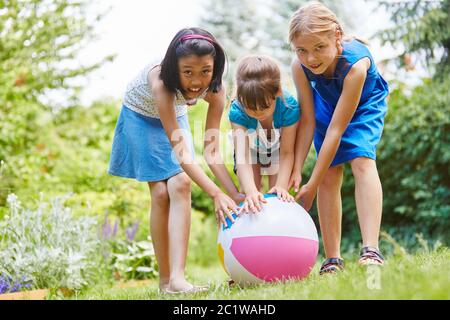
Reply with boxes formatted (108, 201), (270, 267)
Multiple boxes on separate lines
(288, 1), (368, 45)
(235, 55), (281, 111)
(289, 1), (344, 42)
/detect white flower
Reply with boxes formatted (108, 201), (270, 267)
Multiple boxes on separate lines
(6, 193), (18, 205)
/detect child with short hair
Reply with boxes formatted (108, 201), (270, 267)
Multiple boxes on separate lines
(229, 55), (298, 213)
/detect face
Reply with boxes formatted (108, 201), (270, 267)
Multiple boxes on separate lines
(244, 98), (276, 122)
(178, 54), (214, 99)
(292, 32), (341, 76)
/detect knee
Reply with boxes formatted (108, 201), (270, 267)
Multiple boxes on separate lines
(168, 173), (191, 195)
(351, 157), (376, 177)
(150, 183), (170, 205)
(319, 166), (343, 191)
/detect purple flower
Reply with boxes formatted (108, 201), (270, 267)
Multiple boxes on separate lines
(112, 220), (119, 238)
(101, 216), (112, 240)
(125, 222), (139, 242)
(0, 274), (32, 294)
(0, 275), (11, 294)
(101, 215), (120, 240)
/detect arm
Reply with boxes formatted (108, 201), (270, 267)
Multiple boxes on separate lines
(268, 122), (297, 201)
(203, 87), (243, 204)
(231, 122), (267, 212)
(152, 82), (238, 225)
(231, 122), (257, 195)
(290, 59), (316, 191)
(297, 58), (370, 210)
(275, 123), (297, 188)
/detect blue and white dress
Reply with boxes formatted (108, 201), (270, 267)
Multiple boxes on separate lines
(108, 64), (203, 182)
(301, 39), (389, 167)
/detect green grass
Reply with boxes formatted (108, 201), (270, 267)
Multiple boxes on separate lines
(68, 248), (450, 300)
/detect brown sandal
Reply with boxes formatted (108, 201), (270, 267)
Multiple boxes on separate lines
(319, 258), (345, 275)
(359, 246), (385, 266)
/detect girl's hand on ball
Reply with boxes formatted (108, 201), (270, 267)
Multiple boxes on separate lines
(288, 172), (302, 193)
(214, 192), (239, 227)
(232, 192), (246, 205)
(242, 191), (267, 214)
(295, 183), (317, 211)
(268, 186), (295, 202)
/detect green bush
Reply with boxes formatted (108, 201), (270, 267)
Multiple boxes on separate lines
(377, 76), (450, 243)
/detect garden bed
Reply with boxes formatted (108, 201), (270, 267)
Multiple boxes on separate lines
(0, 289), (49, 300)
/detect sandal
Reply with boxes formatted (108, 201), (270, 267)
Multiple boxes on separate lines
(319, 257), (345, 275)
(359, 246), (385, 266)
(163, 284), (209, 295)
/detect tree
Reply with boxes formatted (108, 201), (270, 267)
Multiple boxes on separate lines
(0, 0), (113, 108)
(0, 0), (113, 204)
(199, 0), (265, 92)
(376, 0), (450, 77)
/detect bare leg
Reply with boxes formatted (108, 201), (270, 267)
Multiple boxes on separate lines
(148, 181), (170, 290)
(351, 157), (383, 248)
(166, 172), (193, 292)
(317, 165), (344, 259)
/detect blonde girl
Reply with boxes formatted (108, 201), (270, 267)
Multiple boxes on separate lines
(288, 2), (389, 274)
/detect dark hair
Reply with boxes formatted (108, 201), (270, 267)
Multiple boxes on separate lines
(160, 27), (226, 94)
(236, 55), (281, 111)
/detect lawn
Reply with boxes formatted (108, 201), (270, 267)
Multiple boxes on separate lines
(69, 248), (450, 300)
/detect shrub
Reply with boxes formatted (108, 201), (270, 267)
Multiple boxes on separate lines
(100, 216), (158, 281)
(0, 194), (101, 290)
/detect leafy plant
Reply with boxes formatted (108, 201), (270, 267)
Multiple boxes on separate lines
(100, 217), (158, 281)
(110, 240), (158, 281)
(0, 194), (101, 290)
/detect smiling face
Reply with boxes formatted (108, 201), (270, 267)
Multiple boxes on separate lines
(178, 54), (214, 99)
(292, 32), (341, 76)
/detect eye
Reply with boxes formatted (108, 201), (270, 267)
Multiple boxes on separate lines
(316, 45), (325, 51)
(296, 48), (306, 54)
(202, 70), (212, 75)
(183, 70), (192, 76)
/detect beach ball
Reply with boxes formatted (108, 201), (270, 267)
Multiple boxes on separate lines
(217, 194), (318, 285)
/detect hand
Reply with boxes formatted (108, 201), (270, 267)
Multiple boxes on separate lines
(295, 183), (317, 211)
(213, 192), (239, 228)
(288, 171), (302, 193)
(241, 190), (267, 214)
(268, 185), (295, 202)
(231, 192), (245, 205)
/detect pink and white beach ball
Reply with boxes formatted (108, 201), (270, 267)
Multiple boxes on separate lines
(217, 194), (318, 286)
